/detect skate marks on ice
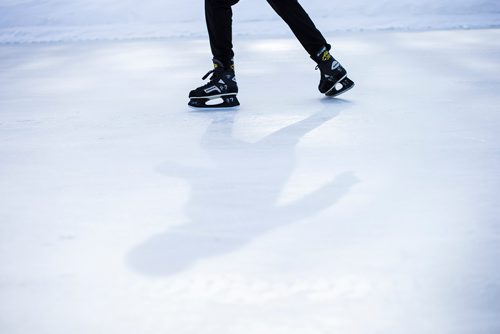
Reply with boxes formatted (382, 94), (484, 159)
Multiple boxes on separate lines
(127, 100), (358, 276)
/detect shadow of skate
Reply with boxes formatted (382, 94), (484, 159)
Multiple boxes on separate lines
(127, 99), (358, 276)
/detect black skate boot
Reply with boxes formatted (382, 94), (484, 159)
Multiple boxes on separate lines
(188, 59), (239, 109)
(313, 46), (354, 98)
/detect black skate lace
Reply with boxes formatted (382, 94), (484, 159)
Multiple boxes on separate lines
(198, 68), (224, 89)
(202, 69), (215, 80)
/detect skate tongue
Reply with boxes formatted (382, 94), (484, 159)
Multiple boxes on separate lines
(200, 59), (225, 80)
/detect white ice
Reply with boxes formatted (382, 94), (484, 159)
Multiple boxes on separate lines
(1, 0), (499, 42)
(1, 23), (500, 334)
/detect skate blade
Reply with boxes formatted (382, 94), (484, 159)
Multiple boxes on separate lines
(325, 77), (355, 97)
(188, 95), (240, 110)
(189, 105), (240, 112)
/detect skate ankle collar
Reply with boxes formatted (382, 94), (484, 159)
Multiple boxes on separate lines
(212, 59), (224, 69)
(315, 46), (328, 58)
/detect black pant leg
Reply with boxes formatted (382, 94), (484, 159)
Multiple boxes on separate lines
(266, 0), (329, 57)
(205, 0), (238, 67)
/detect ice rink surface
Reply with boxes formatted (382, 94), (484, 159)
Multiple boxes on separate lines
(1, 29), (500, 333)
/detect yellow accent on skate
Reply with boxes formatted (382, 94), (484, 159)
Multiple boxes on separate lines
(322, 50), (332, 61)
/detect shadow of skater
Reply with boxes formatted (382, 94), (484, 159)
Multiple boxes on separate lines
(128, 99), (359, 276)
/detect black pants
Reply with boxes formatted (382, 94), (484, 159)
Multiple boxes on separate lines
(205, 0), (330, 67)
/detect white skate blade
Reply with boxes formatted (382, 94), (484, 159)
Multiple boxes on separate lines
(188, 105), (240, 112)
(325, 77), (355, 97)
(324, 74), (348, 95)
(188, 95), (240, 110)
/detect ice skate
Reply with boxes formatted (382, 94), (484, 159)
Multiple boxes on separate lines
(188, 59), (239, 109)
(313, 47), (354, 97)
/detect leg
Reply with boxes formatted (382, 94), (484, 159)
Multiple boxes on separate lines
(266, 0), (330, 57)
(267, 0), (354, 97)
(205, 0), (239, 67)
(189, 0), (240, 109)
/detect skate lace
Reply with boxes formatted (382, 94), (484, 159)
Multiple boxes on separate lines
(199, 68), (224, 89)
(202, 69), (215, 80)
